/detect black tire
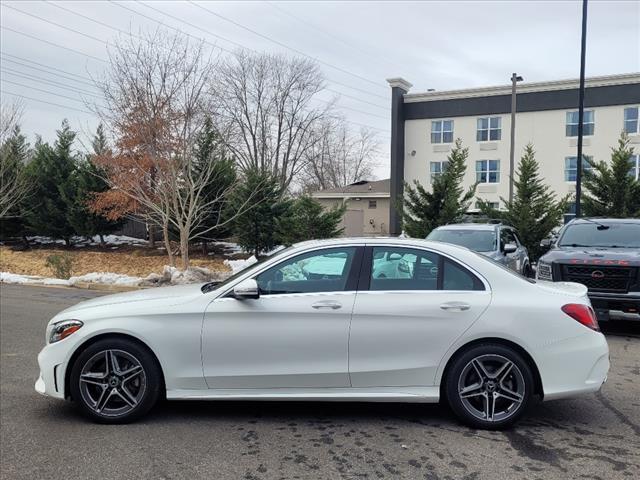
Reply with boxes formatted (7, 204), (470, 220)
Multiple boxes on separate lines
(69, 338), (162, 424)
(446, 343), (534, 430)
(522, 262), (532, 278)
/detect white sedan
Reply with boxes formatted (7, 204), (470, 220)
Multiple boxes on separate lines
(36, 238), (609, 429)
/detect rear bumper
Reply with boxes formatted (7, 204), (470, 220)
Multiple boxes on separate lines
(536, 331), (609, 401)
(589, 293), (640, 321)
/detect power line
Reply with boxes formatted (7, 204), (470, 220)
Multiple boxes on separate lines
(1, 68), (103, 98)
(265, 1), (405, 75)
(3, 3), (111, 46)
(0, 54), (99, 89)
(120, 0), (388, 105)
(0, 26), (108, 63)
(0, 5), (389, 133)
(1, 89), (94, 115)
(186, 0), (388, 94)
(1, 79), (103, 106)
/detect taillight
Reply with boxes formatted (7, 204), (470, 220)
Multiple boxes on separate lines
(561, 304), (600, 331)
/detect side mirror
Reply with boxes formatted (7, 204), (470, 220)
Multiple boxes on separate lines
(503, 243), (517, 254)
(540, 238), (552, 248)
(233, 278), (259, 299)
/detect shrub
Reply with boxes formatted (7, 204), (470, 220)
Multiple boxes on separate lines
(45, 253), (74, 279)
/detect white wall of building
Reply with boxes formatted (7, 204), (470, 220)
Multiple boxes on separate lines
(404, 104), (640, 208)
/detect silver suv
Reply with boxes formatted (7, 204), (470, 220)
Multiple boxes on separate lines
(426, 222), (531, 275)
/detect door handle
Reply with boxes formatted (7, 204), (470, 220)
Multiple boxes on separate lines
(311, 300), (342, 310)
(440, 302), (471, 312)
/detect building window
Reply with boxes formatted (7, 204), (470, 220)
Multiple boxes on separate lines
(564, 156), (593, 182)
(431, 120), (453, 144)
(476, 160), (500, 183)
(566, 110), (594, 137)
(477, 117), (501, 141)
(624, 107), (639, 134)
(430, 161), (449, 182)
(629, 154), (640, 180)
(368, 200), (377, 209)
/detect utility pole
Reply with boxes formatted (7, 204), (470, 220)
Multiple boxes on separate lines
(575, 0), (589, 217)
(508, 73), (523, 204)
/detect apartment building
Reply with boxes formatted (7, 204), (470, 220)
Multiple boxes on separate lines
(387, 73), (640, 235)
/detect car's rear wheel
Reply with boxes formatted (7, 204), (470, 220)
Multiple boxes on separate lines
(446, 344), (534, 429)
(69, 338), (162, 424)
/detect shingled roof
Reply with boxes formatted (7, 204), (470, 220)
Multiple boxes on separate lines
(312, 179), (390, 197)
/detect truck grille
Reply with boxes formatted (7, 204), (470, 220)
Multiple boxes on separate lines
(560, 265), (636, 293)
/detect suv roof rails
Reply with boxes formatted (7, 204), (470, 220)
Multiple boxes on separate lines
(450, 215), (510, 226)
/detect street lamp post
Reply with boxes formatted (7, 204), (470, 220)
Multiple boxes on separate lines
(509, 73), (524, 204)
(575, 0), (589, 218)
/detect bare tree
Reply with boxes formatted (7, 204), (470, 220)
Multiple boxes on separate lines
(91, 28), (252, 269)
(299, 116), (380, 191)
(0, 99), (31, 218)
(211, 51), (330, 189)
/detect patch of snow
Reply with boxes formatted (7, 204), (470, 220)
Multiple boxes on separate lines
(224, 255), (258, 274)
(68, 272), (143, 287)
(26, 235), (147, 247)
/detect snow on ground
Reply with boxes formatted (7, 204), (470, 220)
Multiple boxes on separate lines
(27, 235), (148, 247)
(1, 265), (232, 289)
(0, 271), (143, 287)
(223, 256), (258, 274)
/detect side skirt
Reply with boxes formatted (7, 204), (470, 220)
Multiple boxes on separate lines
(166, 386), (440, 403)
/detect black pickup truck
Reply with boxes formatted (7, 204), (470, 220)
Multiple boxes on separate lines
(536, 218), (640, 322)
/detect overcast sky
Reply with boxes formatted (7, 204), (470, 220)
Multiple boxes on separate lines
(1, 0), (639, 179)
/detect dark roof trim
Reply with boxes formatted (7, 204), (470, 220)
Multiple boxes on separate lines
(403, 83), (640, 120)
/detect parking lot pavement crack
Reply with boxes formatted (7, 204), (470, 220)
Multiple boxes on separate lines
(595, 391), (640, 436)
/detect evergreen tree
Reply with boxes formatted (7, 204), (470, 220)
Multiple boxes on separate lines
(478, 144), (569, 262)
(230, 168), (291, 258)
(0, 125), (31, 241)
(191, 118), (237, 249)
(276, 196), (345, 245)
(403, 139), (476, 238)
(24, 120), (79, 245)
(582, 134), (640, 217)
(68, 124), (123, 244)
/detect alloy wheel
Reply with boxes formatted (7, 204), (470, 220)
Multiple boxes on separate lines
(78, 349), (147, 418)
(457, 354), (525, 422)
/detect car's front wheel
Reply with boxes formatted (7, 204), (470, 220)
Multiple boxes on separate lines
(446, 343), (534, 429)
(69, 338), (162, 424)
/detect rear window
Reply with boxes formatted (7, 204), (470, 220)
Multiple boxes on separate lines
(427, 229), (497, 252)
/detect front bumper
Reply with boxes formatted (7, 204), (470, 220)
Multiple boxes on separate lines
(588, 293), (640, 321)
(35, 341), (71, 400)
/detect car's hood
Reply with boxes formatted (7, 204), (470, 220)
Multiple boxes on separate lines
(541, 247), (640, 266)
(535, 280), (589, 298)
(59, 283), (207, 316)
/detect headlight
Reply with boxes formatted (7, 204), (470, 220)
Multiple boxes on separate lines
(536, 261), (553, 281)
(49, 320), (83, 344)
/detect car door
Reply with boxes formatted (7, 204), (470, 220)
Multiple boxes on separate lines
(349, 245), (491, 387)
(202, 246), (363, 389)
(500, 228), (520, 272)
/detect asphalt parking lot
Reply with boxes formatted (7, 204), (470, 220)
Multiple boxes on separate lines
(1, 284), (639, 480)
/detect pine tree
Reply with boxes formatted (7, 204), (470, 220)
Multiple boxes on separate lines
(68, 124), (123, 245)
(478, 144), (569, 262)
(230, 168), (291, 258)
(24, 120), (79, 245)
(0, 125), (31, 241)
(191, 118), (237, 249)
(582, 134), (640, 217)
(276, 196), (345, 245)
(403, 139), (476, 238)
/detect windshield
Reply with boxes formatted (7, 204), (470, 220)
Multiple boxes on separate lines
(427, 229), (497, 252)
(558, 223), (640, 248)
(201, 246), (293, 293)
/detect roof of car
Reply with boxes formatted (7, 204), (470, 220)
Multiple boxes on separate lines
(568, 217), (640, 225)
(432, 223), (499, 231)
(292, 236), (472, 249)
